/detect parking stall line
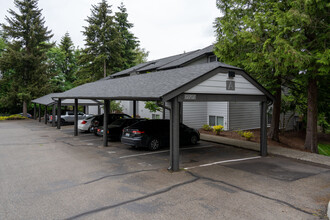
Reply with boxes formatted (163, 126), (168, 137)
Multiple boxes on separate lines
(184, 156), (261, 170)
(119, 150), (170, 159)
(119, 144), (218, 159)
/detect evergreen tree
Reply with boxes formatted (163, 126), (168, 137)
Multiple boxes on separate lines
(77, 0), (122, 83)
(59, 32), (77, 83)
(214, 0), (329, 153)
(0, 0), (53, 116)
(115, 3), (139, 69)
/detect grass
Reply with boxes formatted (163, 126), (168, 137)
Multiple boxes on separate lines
(318, 143), (330, 156)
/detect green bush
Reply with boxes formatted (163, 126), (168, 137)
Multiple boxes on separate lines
(202, 124), (213, 131)
(243, 131), (254, 141)
(0, 114), (27, 120)
(235, 129), (244, 136)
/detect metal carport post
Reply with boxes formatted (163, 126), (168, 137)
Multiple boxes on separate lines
(52, 104), (56, 127)
(44, 105), (48, 124)
(38, 104), (41, 122)
(169, 97), (180, 172)
(260, 101), (267, 156)
(33, 103), (37, 120)
(103, 99), (110, 147)
(133, 100), (137, 118)
(74, 98), (78, 136)
(57, 99), (61, 129)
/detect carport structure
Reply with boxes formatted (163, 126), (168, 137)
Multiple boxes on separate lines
(31, 93), (102, 132)
(53, 62), (274, 172)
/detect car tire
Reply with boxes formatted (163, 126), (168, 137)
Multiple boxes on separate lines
(190, 134), (198, 145)
(148, 137), (160, 151)
(60, 119), (65, 125)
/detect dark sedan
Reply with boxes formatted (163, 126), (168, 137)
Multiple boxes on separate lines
(90, 113), (131, 135)
(121, 119), (200, 150)
(96, 118), (146, 140)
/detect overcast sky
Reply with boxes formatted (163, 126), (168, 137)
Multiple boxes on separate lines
(0, 0), (220, 60)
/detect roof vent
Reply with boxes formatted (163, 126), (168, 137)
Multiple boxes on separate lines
(228, 71), (235, 78)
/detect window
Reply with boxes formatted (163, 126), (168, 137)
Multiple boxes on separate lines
(208, 55), (217, 63)
(209, 116), (224, 126)
(152, 114), (160, 119)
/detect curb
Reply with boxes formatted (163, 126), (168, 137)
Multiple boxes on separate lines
(327, 201), (330, 219)
(200, 133), (330, 167)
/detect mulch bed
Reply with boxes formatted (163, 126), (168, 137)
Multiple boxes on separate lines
(199, 128), (330, 153)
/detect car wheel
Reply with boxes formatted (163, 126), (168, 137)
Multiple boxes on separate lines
(190, 135), (198, 145)
(60, 119), (65, 125)
(148, 137), (160, 151)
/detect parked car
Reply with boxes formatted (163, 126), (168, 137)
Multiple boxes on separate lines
(19, 113), (32, 118)
(78, 115), (95, 132)
(121, 119), (200, 150)
(96, 118), (146, 140)
(90, 113), (132, 135)
(49, 111), (90, 125)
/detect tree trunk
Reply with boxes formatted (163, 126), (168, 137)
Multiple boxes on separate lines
(268, 84), (281, 142)
(23, 101), (27, 117)
(304, 77), (318, 153)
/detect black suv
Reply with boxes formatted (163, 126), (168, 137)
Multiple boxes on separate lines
(90, 113), (131, 135)
(121, 119), (200, 150)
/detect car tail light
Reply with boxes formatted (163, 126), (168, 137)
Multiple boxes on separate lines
(107, 131), (109, 134)
(97, 129), (100, 132)
(50, 116), (53, 120)
(132, 130), (145, 134)
(81, 120), (87, 124)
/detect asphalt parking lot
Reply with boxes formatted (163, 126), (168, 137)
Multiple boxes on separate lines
(0, 120), (329, 219)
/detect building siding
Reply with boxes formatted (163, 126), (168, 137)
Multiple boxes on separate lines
(182, 102), (207, 129)
(186, 72), (264, 95)
(229, 102), (261, 130)
(207, 102), (229, 130)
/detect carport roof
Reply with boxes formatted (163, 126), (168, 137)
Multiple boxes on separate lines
(32, 93), (101, 106)
(53, 62), (274, 101)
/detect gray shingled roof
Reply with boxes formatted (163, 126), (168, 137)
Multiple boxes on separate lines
(32, 93), (58, 105)
(136, 51), (197, 72)
(53, 62), (247, 101)
(102, 61), (154, 80)
(158, 45), (214, 70)
(109, 45), (214, 78)
(32, 93), (101, 106)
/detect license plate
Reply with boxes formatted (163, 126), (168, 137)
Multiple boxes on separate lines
(125, 133), (130, 137)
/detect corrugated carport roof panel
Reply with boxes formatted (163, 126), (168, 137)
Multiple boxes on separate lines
(54, 62), (226, 100)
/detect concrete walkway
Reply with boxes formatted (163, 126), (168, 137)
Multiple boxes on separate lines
(201, 133), (330, 167)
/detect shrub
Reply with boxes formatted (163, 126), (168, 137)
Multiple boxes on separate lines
(202, 124), (213, 131)
(213, 125), (224, 135)
(0, 114), (27, 121)
(243, 131), (254, 141)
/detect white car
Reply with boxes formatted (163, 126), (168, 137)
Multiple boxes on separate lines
(78, 115), (95, 132)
